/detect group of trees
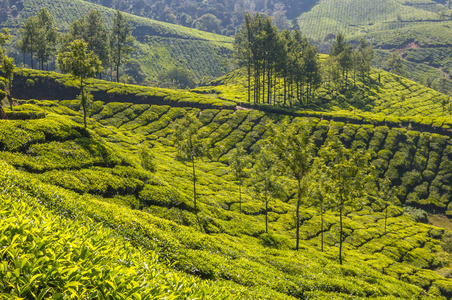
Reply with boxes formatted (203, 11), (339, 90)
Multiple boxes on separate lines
(173, 113), (380, 265)
(235, 14), (375, 108)
(235, 13), (321, 106)
(14, 8), (136, 130)
(18, 8), (134, 82)
(0, 29), (15, 113)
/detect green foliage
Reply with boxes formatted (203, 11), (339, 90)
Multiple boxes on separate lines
(2, 97), (452, 298)
(57, 40), (102, 129)
(110, 10), (134, 82)
(158, 67), (197, 89)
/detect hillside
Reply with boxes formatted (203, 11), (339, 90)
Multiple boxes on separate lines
(2, 68), (452, 297)
(0, 0), (233, 83)
(296, 0), (452, 93)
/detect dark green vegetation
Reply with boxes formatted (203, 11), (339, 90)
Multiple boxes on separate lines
(2, 67), (452, 298)
(296, 0), (452, 95)
(0, 0), (232, 84)
(78, 0), (312, 34)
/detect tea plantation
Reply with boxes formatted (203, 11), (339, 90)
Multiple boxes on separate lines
(1, 0), (233, 82)
(296, 0), (452, 92)
(3, 67), (452, 298)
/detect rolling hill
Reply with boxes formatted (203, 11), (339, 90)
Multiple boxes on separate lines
(2, 67), (452, 297)
(0, 0), (233, 83)
(296, 0), (452, 94)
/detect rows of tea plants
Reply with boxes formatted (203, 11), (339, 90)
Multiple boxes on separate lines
(3, 101), (452, 297)
(81, 101), (452, 214)
(0, 161), (252, 299)
(1, 141), (450, 298)
(297, 0), (442, 40)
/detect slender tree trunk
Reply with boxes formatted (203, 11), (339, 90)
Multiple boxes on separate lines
(339, 192), (343, 265)
(273, 69), (277, 105)
(116, 44), (121, 83)
(247, 61), (251, 103)
(8, 84), (12, 111)
(81, 78), (87, 130)
(385, 202), (388, 234)
(30, 43), (34, 69)
(192, 158), (197, 210)
(265, 192), (268, 234)
(239, 184), (242, 213)
(284, 74), (287, 105)
(296, 179), (301, 250)
(321, 199), (324, 252)
(267, 64), (272, 104)
(262, 60), (266, 105)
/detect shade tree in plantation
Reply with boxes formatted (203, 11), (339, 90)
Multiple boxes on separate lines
(0, 29), (14, 111)
(373, 177), (401, 234)
(353, 38), (374, 83)
(63, 10), (110, 77)
(329, 33), (353, 89)
(386, 51), (407, 77)
(272, 119), (313, 250)
(158, 67), (197, 89)
(0, 28), (10, 55)
(35, 8), (58, 70)
(234, 13), (322, 107)
(308, 160), (331, 253)
(18, 8), (58, 70)
(110, 10), (135, 82)
(319, 136), (373, 265)
(2, 56), (15, 111)
(228, 146), (251, 213)
(17, 15), (38, 69)
(172, 112), (208, 211)
(57, 40), (102, 130)
(250, 143), (282, 234)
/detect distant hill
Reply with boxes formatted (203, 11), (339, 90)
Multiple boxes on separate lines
(296, 0), (452, 94)
(0, 0), (233, 83)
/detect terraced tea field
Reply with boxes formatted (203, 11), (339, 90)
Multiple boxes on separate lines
(2, 94), (452, 297)
(1, 0), (233, 81)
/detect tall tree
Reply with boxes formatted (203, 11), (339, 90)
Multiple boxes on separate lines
(0, 28), (10, 55)
(309, 160), (330, 252)
(0, 29), (13, 111)
(374, 178), (400, 234)
(303, 43), (322, 105)
(35, 8), (58, 70)
(172, 112), (207, 211)
(63, 10), (109, 76)
(386, 51), (407, 77)
(110, 10), (134, 82)
(228, 146), (250, 213)
(354, 38), (374, 83)
(272, 119), (313, 250)
(330, 33), (353, 88)
(319, 136), (372, 265)
(250, 144), (281, 234)
(57, 40), (102, 130)
(234, 13), (254, 103)
(2, 56), (15, 111)
(18, 16), (38, 69)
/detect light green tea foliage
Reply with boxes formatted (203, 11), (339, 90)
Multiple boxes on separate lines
(2, 99), (452, 298)
(0, 164), (241, 299)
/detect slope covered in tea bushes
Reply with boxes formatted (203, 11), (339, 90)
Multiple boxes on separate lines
(2, 92), (452, 298)
(296, 0), (452, 92)
(1, 0), (233, 82)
